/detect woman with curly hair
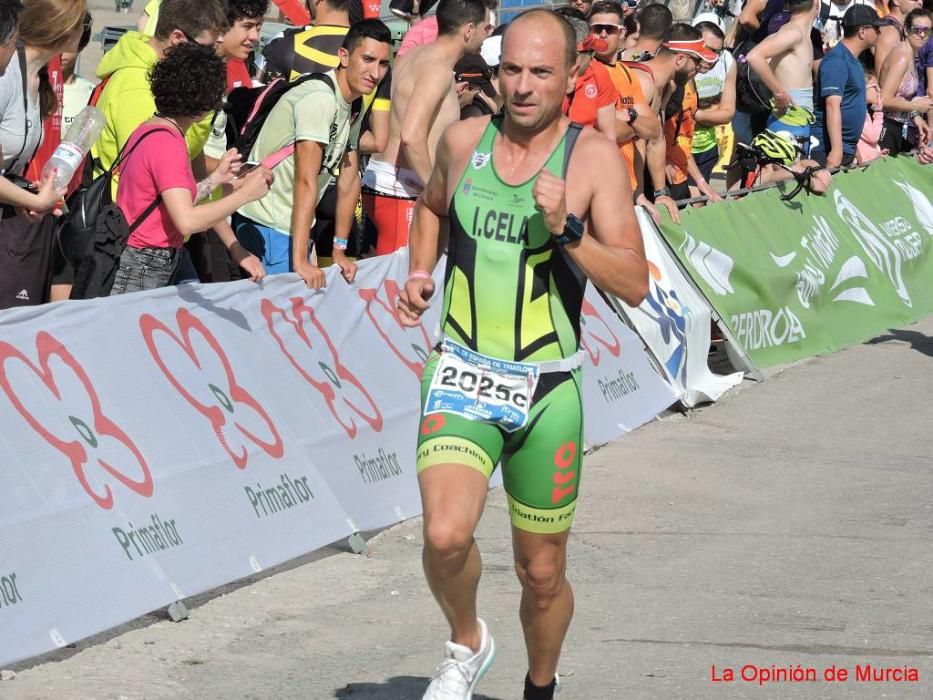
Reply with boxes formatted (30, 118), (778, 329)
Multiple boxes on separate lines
(110, 42), (273, 295)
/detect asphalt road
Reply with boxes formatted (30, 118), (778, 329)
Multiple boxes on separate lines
(5, 316), (933, 699)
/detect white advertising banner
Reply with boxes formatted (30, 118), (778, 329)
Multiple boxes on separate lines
(608, 210), (744, 407)
(577, 288), (680, 445)
(0, 251), (674, 666)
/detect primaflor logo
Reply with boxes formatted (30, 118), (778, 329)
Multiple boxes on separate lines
(262, 297), (383, 439)
(140, 309), (284, 470)
(0, 332), (152, 509)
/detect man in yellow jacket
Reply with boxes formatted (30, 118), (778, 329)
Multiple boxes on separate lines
(92, 0), (228, 188)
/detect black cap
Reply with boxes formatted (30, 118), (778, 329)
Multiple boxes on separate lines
(454, 54), (496, 97)
(842, 5), (883, 29)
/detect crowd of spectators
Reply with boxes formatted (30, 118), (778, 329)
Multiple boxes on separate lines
(0, 0), (929, 311)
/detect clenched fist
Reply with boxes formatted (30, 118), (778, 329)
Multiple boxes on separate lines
(532, 168), (568, 236)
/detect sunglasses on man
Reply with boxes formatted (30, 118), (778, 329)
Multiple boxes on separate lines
(907, 25), (932, 37)
(590, 23), (623, 35)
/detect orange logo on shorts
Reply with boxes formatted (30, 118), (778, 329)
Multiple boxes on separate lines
(551, 441), (578, 504)
(421, 413), (446, 436)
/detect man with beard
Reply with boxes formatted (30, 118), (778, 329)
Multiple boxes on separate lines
(644, 23), (718, 222)
(361, 0), (493, 256)
(397, 9), (648, 700)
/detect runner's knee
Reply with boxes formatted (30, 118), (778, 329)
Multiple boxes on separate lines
(516, 556), (566, 601)
(424, 518), (475, 561)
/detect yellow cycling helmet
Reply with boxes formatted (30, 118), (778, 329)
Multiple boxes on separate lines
(751, 129), (799, 166)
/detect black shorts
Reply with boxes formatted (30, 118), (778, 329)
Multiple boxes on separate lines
(311, 181), (366, 259)
(809, 149), (855, 168)
(879, 117), (920, 155)
(0, 207), (55, 310)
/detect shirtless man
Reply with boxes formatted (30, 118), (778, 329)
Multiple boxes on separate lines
(361, 0), (492, 255)
(642, 23), (718, 222)
(397, 11), (647, 700)
(747, 0), (820, 149)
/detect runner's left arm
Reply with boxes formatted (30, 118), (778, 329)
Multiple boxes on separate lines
(532, 135), (648, 307)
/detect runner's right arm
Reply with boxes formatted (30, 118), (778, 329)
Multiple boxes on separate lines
(398, 128), (454, 326)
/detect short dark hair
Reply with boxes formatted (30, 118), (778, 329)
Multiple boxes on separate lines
(323, 0), (352, 11)
(588, 1), (624, 22)
(553, 5), (587, 23)
(342, 18), (392, 53)
(79, 11), (93, 52)
(0, 0), (23, 45)
(784, 0), (813, 15)
(659, 21), (701, 51)
(227, 0), (268, 23)
(637, 3), (672, 40)
(905, 7), (933, 29)
(155, 0), (229, 42)
(437, 0), (488, 36)
(151, 42), (226, 118)
(506, 8), (576, 69)
(694, 20), (724, 40)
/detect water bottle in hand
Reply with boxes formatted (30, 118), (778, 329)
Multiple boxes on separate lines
(41, 106), (106, 191)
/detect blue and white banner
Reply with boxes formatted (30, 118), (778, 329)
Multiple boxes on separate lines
(0, 250), (675, 666)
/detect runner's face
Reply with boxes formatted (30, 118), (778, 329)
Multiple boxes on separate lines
(499, 22), (574, 131)
(571, 0), (592, 14)
(343, 38), (391, 96)
(590, 13), (624, 59)
(221, 17), (263, 60)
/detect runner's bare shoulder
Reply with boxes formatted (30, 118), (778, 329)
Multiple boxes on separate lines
(441, 117), (493, 172)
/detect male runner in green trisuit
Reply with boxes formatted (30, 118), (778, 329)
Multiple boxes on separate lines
(397, 9), (649, 700)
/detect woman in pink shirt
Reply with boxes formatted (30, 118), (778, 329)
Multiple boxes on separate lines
(111, 43), (272, 296)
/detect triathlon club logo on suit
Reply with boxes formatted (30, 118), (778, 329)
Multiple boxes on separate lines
(140, 308), (285, 470)
(0, 332), (153, 510)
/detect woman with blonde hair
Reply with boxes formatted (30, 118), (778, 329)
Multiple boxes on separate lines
(0, 0), (88, 310)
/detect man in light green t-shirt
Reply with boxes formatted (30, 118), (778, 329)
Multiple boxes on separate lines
(234, 20), (391, 289)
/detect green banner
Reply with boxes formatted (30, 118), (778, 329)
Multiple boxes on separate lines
(656, 157), (933, 367)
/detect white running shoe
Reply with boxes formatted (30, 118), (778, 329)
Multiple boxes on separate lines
(423, 618), (496, 699)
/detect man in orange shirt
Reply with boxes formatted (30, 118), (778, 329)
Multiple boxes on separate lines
(556, 11), (618, 140)
(590, 1), (659, 195)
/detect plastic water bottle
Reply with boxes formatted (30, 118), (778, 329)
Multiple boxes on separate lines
(42, 106), (106, 190)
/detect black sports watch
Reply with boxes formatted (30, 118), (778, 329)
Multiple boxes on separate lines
(653, 187), (671, 198)
(625, 107), (638, 123)
(553, 213), (584, 247)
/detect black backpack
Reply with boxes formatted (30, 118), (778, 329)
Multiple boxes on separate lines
(57, 126), (170, 268)
(733, 41), (773, 115)
(223, 72), (363, 163)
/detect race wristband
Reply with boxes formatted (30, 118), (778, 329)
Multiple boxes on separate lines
(333, 237), (349, 250)
(408, 270), (432, 281)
